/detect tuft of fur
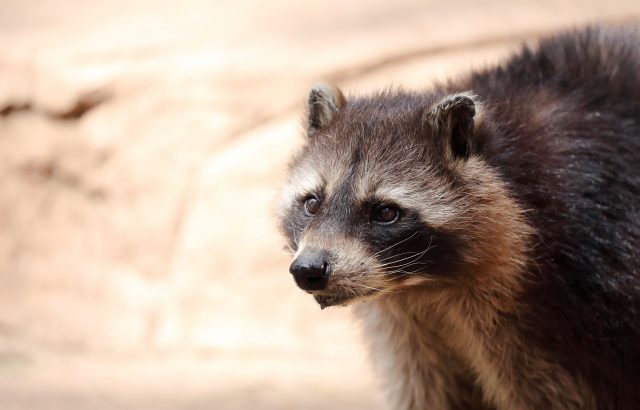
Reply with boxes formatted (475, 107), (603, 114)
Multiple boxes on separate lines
(278, 26), (640, 410)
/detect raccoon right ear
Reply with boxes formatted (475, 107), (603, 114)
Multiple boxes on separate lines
(307, 83), (345, 137)
(424, 92), (477, 161)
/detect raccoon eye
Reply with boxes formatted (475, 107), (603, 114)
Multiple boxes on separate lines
(303, 196), (321, 216)
(373, 205), (400, 224)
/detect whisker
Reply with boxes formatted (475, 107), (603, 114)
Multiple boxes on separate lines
(376, 234), (435, 267)
(344, 280), (398, 296)
(376, 248), (429, 268)
(354, 283), (383, 292)
(370, 230), (419, 258)
(288, 222), (299, 248)
(383, 265), (426, 279)
(377, 250), (428, 263)
(384, 236), (436, 268)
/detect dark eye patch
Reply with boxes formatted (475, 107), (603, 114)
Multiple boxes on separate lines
(361, 210), (466, 278)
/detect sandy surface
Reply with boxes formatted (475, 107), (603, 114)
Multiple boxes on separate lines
(1, 1), (639, 408)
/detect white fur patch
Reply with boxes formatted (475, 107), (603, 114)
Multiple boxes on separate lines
(358, 182), (460, 229)
(279, 166), (322, 213)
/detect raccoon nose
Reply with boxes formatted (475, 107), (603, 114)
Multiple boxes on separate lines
(289, 249), (330, 292)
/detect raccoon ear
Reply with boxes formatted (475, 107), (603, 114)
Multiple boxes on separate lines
(424, 93), (477, 160)
(307, 83), (345, 137)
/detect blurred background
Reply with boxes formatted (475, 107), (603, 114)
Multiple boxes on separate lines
(1, 1), (639, 409)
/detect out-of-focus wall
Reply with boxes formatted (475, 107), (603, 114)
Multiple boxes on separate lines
(1, 1), (639, 408)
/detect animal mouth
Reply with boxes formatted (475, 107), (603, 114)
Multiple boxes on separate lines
(313, 289), (378, 309)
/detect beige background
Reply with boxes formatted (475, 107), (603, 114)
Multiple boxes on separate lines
(1, 1), (639, 408)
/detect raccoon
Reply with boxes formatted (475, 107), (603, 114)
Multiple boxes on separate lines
(277, 26), (640, 410)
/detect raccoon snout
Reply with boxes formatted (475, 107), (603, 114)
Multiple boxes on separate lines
(289, 248), (330, 292)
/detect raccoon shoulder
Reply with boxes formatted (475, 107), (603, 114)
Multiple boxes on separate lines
(461, 26), (640, 409)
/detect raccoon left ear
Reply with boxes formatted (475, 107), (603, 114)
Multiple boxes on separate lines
(307, 83), (346, 137)
(424, 92), (477, 161)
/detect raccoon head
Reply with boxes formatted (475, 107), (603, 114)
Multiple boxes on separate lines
(278, 83), (530, 309)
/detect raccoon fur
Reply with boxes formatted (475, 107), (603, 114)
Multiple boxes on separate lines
(277, 26), (640, 410)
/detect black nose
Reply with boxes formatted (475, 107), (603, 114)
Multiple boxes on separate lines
(289, 249), (330, 291)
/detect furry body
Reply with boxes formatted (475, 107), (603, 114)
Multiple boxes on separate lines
(278, 27), (640, 409)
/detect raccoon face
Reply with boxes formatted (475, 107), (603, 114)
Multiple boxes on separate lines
(278, 83), (513, 309)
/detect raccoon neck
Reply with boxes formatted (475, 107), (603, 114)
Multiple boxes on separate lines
(354, 287), (593, 410)
(353, 294), (468, 409)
